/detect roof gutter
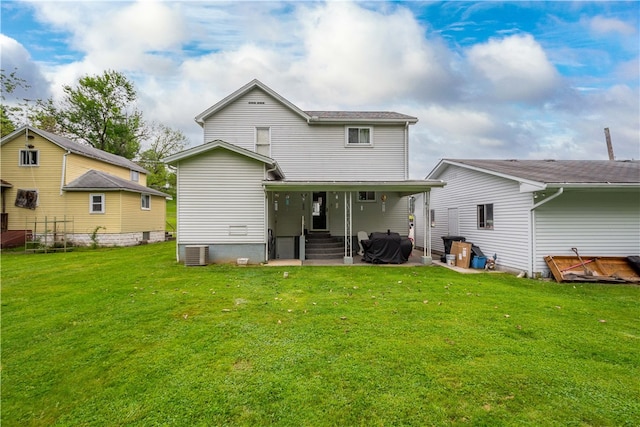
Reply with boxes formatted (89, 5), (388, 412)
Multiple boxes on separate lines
(531, 187), (564, 210)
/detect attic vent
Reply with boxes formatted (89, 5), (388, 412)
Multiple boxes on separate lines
(248, 101), (265, 105)
(185, 245), (209, 266)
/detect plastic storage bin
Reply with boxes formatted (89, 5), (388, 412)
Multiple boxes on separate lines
(471, 256), (487, 269)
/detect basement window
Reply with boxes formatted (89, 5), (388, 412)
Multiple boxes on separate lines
(477, 203), (494, 229)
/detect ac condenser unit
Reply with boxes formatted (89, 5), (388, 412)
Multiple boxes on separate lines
(185, 245), (209, 266)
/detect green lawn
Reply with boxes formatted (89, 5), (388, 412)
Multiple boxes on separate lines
(166, 197), (176, 232)
(2, 242), (639, 426)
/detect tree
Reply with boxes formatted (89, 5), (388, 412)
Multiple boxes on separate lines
(38, 70), (146, 159)
(0, 68), (30, 137)
(137, 123), (187, 194)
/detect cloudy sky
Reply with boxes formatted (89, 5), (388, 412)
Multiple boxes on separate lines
(1, 0), (638, 177)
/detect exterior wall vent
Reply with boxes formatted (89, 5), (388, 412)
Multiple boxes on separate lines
(185, 245), (209, 266)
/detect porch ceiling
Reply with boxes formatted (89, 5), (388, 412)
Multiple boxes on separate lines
(263, 180), (445, 196)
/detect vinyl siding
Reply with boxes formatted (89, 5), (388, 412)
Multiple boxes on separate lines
(202, 88), (407, 180)
(533, 189), (640, 274)
(269, 191), (410, 237)
(422, 165), (532, 272)
(63, 191), (123, 233)
(120, 193), (166, 233)
(66, 153), (146, 185)
(176, 149), (266, 245)
(2, 132), (155, 236)
(1, 134), (67, 230)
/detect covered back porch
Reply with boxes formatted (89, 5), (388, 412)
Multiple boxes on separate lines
(263, 180), (444, 265)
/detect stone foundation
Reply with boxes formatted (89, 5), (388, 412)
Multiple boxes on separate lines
(66, 230), (166, 247)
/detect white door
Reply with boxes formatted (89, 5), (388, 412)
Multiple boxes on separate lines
(448, 208), (459, 235)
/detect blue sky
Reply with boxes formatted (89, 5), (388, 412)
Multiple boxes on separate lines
(1, 1), (638, 176)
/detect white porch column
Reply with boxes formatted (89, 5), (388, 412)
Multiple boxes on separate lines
(343, 191), (353, 264)
(421, 191), (432, 265)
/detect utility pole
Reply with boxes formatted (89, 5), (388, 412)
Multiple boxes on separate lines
(604, 127), (615, 161)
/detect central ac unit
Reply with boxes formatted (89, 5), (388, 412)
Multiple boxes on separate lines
(185, 245), (209, 266)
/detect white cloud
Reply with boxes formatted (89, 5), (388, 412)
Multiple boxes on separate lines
(0, 34), (51, 102)
(589, 16), (636, 35)
(466, 34), (561, 103)
(4, 1), (638, 174)
(30, 1), (187, 73)
(291, 1), (456, 106)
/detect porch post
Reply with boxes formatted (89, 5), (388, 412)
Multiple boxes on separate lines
(343, 191), (353, 264)
(421, 191), (432, 265)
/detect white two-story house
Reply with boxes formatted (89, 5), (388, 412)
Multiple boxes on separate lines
(165, 80), (444, 265)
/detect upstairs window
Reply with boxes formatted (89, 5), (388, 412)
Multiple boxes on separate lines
(19, 150), (39, 166)
(130, 170), (139, 182)
(346, 127), (372, 146)
(141, 194), (150, 210)
(255, 127), (271, 156)
(477, 203), (494, 229)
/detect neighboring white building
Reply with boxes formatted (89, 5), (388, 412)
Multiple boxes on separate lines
(415, 159), (640, 277)
(164, 80), (444, 265)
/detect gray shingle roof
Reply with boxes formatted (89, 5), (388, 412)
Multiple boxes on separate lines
(64, 170), (169, 197)
(3, 126), (148, 173)
(443, 159), (640, 184)
(305, 111), (418, 122)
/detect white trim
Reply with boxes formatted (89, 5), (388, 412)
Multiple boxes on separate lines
(255, 126), (271, 157)
(141, 194), (151, 210)
(344, 126), (373, 147)
(357, 191), (376, 202)
(90, 193), (105, 214)
(19, 149), (39, 166)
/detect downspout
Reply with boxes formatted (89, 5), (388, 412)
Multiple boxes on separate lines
(404, 122), (409, 180)
(60, 151), (70, 195)
(175, 162), (180, 263)
(529, 187), (564, 277)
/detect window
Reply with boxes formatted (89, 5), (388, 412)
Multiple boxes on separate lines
(19, 150), (39, 166)
(346, 127), (372, 145)
(477, 203), (494, 229)
(130, 170), (139, 182)
(15, 189), (38, 209)
(358, 191), (376, 202)
(141, 194), (150, 210)
(255, 127), (270, 156)
(90, 194), (105, 214)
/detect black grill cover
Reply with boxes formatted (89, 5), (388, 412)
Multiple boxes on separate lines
(361, 231), (413, 264)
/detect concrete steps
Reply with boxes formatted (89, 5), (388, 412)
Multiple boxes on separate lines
(305, 233), (349, 260)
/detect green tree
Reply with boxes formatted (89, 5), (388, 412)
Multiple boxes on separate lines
(137, 123), (186, 194)
(38, 70), (146, 159)
(0, 68), (30, 137)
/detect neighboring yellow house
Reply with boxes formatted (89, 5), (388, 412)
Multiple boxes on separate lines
(1, 125), (168, 247)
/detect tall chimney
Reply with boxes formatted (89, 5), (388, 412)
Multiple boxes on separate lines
(604, 128), (615, 160)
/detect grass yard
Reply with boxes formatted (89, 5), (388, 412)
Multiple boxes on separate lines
(165, 198), (176, 232)
(1, 242), (639, 426)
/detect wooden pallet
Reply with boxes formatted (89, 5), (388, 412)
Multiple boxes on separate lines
(544, 255), (640, 283)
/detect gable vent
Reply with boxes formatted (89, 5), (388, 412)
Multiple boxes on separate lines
(185, 245), (209, 266)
